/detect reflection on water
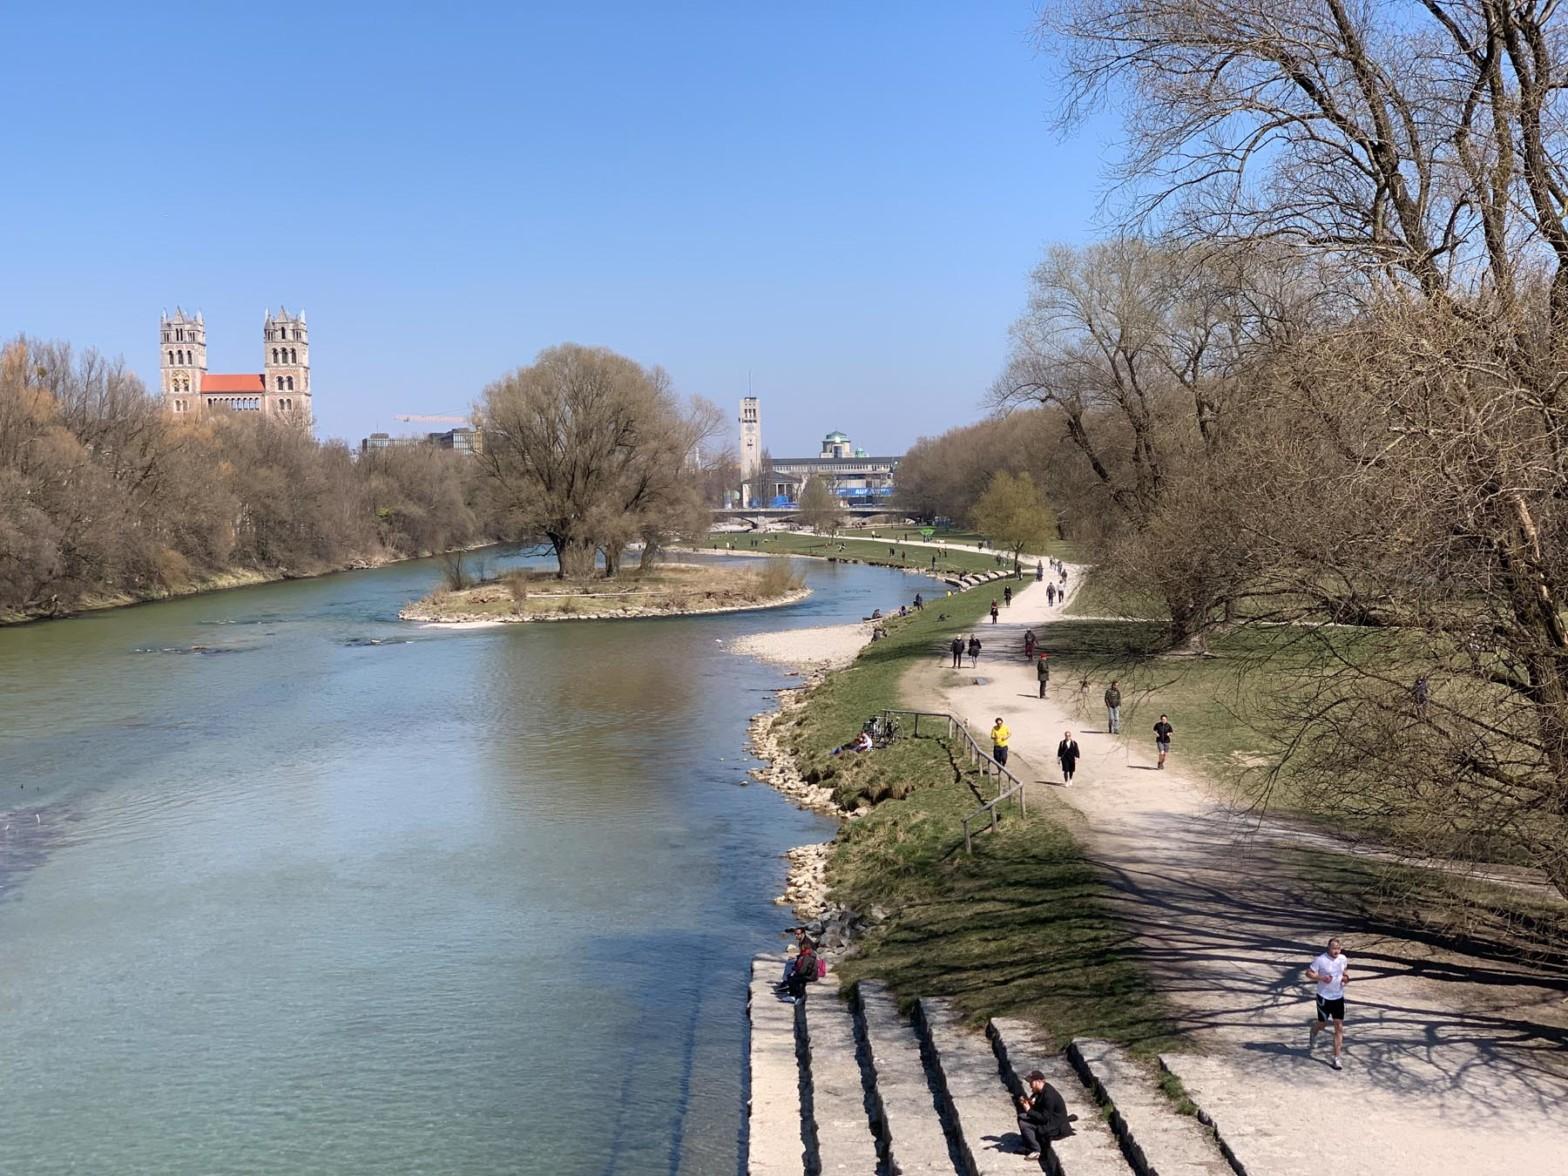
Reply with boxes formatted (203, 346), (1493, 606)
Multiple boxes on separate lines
(0, 549), (941, 1174)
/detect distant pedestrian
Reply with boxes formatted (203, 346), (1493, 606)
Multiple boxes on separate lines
(930, 553), (937, 570)
(950, 636), (964, 668)
(1153, 714), (1173, 769)
(1003, 586), (1013, 608)
(1057, 730), (1080, 786)
(1046, 583), (1057, 607)
(990, 717), (1010, 767)
(1413, 676), (1430, 719)
(968, 635), (982, 667)
(1023, 629), (1036, 660)
(1036, 560), (1044, 582)
(913, 592), (923, 611)
(989, 600), (999, 624)
(1306, 937), (1351, 1070)
(1104, 681), (1122, 734)
(1036, 655), (1050, 699)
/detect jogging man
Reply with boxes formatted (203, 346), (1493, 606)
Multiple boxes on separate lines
(991, 717), (1010, 767)
(1153, 714), (1173, 769)
(1306, 937), (1350, 1070)
(1104, 680), (1121, 734)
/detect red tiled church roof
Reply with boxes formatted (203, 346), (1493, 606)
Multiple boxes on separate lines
(201, 373), (264, 393)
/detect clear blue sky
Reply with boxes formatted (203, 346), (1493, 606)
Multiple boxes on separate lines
(2, 1), (1117, 454)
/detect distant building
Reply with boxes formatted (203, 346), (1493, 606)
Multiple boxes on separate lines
(739, 397), (762, 502)
(160, 307), (312, 425)
(358, 427), (482, 457)
(737, 410), (899, 508)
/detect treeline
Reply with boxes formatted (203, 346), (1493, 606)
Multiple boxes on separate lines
(0, 337), (493, 618)
(946, 1), (1568, 902)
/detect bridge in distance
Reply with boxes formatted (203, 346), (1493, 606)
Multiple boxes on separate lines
(710, 505), (902, 521)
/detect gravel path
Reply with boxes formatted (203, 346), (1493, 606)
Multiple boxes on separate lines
(918, 573), (1568, 1176)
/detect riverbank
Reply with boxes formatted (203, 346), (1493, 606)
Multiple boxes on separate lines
(400, 561), (810, 624)
(0, 544), (500, 628)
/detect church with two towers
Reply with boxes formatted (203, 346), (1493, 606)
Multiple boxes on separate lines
(160, 307), (313, 424)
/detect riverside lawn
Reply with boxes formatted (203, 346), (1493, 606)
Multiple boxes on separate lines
(778, 572), (1179, 1052)
(706, 531), (1022, 576)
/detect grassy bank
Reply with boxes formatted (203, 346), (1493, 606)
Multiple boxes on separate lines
(774, 576), (1178, 1051)
(404, 559), (804, 622)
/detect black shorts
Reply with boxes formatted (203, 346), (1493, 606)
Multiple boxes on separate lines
(1315, 995), (1345, 1021)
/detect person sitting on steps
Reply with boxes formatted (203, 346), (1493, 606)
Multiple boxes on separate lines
(785, 939), (821, 1003)
(1016, 1069), (1075, 1161)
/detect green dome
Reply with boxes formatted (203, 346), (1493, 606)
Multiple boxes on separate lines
(824, 431), (849, 442)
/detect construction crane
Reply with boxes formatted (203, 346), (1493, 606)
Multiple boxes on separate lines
(395, 413), (469, 424)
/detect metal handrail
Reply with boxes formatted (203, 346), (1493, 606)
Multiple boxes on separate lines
(880, 708), (1028, 853)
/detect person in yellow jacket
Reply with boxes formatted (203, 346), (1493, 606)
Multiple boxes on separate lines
(991, 717), (1010, 767)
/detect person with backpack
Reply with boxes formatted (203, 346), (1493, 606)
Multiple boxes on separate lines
(950, 635), (965, 668)
(1036, 654), (1050, 699)
(1104, 681), (1122, 734)
(1046, 583), (1057, 607)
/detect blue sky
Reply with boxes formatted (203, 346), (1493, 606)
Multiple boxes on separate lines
(2, 1), (1118, 454)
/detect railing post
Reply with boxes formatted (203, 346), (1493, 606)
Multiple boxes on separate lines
(990, 805), (998, 833)
(964, 818), (972, 855)
(914, 713), (920, 737)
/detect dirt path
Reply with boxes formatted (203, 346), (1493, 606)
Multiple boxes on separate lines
(913, 574), (1568, 1176)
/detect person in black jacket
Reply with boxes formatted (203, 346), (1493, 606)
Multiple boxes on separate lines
(1057, 731), (1081, 786)
(1016, 1070), (1073, 1161)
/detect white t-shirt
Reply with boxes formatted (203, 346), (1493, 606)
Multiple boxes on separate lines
(1310, 952), (1348, 999)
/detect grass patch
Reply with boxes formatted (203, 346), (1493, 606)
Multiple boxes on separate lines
(1063, 568), (1163, 618)
(1157, 1066), (1200, 1116)
(830, 783), (1182, 1053)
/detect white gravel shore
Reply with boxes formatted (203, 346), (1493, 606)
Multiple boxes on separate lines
(728, 621), (874, 673)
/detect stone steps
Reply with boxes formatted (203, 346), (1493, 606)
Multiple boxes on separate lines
(746, 959), (1241, 1176)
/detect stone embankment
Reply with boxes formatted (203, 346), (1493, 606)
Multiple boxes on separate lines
(746, 964), (1240, 1176)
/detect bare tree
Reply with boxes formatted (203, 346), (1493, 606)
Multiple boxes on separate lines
(796, 475), (844, 535)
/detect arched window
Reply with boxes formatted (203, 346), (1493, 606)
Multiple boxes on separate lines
(275, 376), (283, 389)
(290, 348), (297, 363)
(271, 349), (277, 363)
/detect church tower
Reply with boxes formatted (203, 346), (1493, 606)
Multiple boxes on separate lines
(739, 396), (761, 506)
(263, 307), (311, 421)
(159, 308), (206, 416)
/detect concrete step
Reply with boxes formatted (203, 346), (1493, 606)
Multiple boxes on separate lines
(915, 999), (1035, 1174)
(1153, 1056), (1253, 1176)
(989, 1018), (1130, 1176)
(804, 980), (884, 1173)
(858, 981), (961, 1174)
(748, 956), (809, 1176)
(1068, 1040), (1231, 1176)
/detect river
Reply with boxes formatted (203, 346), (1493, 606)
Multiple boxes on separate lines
(0, 550), (941, 1175)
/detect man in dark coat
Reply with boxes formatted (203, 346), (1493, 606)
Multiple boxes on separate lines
(950, 635), (964, 668)
(1016, 1069), (1073, 1161)
(1057, 730), (1081, 787)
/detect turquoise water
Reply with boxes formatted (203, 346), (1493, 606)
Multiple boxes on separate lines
(0, 551), (939, 1174)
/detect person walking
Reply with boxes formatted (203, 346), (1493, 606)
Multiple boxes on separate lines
(1036, 560), (1044, 582)
(1036, 655), (1050, 699)
(1057, 730), (1080, 786)
(967, 635), (982, 667)
(950, 635), (964, 669)
(1046, 583), (1057, 607)
(1023, 629), (1037, 660)
(1153, 714), (1174, 769)
(1104, 680), (1122, 734)
(1003, 585), (1013, 608)
(1015, 1069), (1073, 1162)
(1413, 675), (1430, 719)
(1306, 937), (1351, 1070)
(989, 599), (1000, 624)
(990, 717), (1010, 767)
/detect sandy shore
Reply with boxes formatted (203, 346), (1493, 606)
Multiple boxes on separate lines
(728, 620), (874, 673)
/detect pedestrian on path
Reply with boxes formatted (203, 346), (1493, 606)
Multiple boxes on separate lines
(1003, 585), (1013, 607)
(1046, 583), (1057, 607)
(1036, 655), (1050, 699)
(1016, 1070), (1073, 1161)
(967, 635), (982, 667)
(1023, 629), (1037, 660)
(1036, 560), (1044, 582)
(1306, 937), (1351, 1070)
(1057, 730), (1080, 785)
(1104, 681), (1122, 733)
(950, 636), (964, 668)
(991, 717), (1010, 767)
(1154, 714), (1174, 768)
(989, 600), (999, 624)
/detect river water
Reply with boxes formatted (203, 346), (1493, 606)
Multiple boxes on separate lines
(0, 550), (940, 1175)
